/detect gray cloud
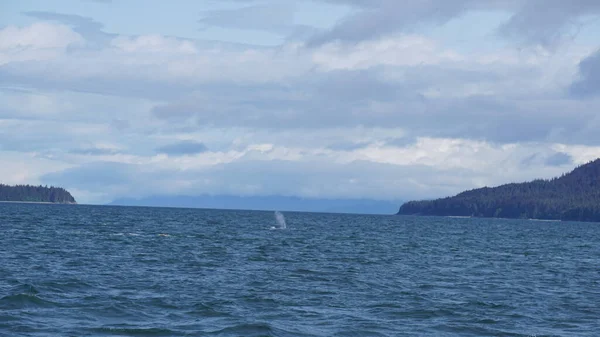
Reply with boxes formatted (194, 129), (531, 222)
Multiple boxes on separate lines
(570, 48), (600, 97)
(497, 0), (600, 47)
(306, 0), (600, 46)
(156, 141), (208, 156)
(309, 0), (473, 46)
(69, 147), (120, 156)
(23, 11), (113, 45)
(150, 66), (600, 145)
(151, 68), (407, 129)
(0, 65), (185, 101)
(4, 4), (600, 160)
(22, 1), (600, 49)
(384, 137), (418, 148)
(0, 120), (90, 153)
(520, 151), (573, 167)
(545, 152), (573, 166)
(198, 4), (319, 43)
(326, 142), (371, 151)
(24, 11), (102, 31)
(40, 159), (480, 201)
(4, 53), (600, 146)
(42, 162), (132, 188)
(4, 0), (600, 207)
(200, 4), (294, 33)
(313, 68), (400, 102)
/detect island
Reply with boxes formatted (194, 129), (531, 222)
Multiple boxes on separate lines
(0, 184), (77, 204)
(397, 158), (600, 222)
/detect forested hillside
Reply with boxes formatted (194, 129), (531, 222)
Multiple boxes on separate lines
(398, 159), (600, 222)
(0, 184), (76, 204)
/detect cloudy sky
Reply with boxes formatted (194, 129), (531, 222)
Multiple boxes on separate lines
(1, 0), (600, 204)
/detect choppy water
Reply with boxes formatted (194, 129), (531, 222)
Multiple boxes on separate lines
(1, 204), (599, 336)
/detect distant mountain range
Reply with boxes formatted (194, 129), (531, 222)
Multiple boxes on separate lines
(398, 159), (600, 222)
(0, 184), (76, 204)
(109, 195), (401, 215)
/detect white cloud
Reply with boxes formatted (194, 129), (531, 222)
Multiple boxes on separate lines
(312, 34), (462, 70)
(310, 0), (600, 47)
(0, 22), (83, 65)
(30, 125), (595, 204)
(553, 143), (600, 165)
(0, 151), (72, 185)
(0, 22), (83, 49)
(0, 90), (76, 118)
(36, 138), (592, 204)
(110, 35), (198, 54)
(1, 10), (599, 205)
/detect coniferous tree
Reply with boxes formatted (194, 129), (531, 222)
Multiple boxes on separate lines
(398, 159), (600, 223)
(0, 184), (76, 203)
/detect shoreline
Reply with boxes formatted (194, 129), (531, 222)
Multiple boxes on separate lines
(397, 213), (574, 223)
(0, 201), (77, 205)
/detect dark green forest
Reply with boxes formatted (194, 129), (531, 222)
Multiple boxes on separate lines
(0, 184), (76, 204)
(398, 159), (600, 222)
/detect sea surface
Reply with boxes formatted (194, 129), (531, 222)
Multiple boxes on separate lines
(1, 203), (599, 336)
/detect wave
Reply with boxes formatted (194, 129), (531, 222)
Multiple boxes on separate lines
(90, 326), (177, 336)
(208, 322), (276, 336)
(0, 293), (58, 310)
(187, 302), (232, 318)
(0, 283), (59, 310)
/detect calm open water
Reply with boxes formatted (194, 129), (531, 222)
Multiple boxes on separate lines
(1, 203), (599, 336)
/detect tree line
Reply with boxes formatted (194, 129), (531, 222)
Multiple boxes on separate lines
(398, 159), (600, 222)
(0, 184), (76, 203)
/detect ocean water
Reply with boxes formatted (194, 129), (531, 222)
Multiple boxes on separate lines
(1, 204), (599, 337)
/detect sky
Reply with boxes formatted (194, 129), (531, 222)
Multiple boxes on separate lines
(1, 0), (600, 205)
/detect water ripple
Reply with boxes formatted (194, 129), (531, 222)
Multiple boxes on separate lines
(1, 204), (599, 336)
